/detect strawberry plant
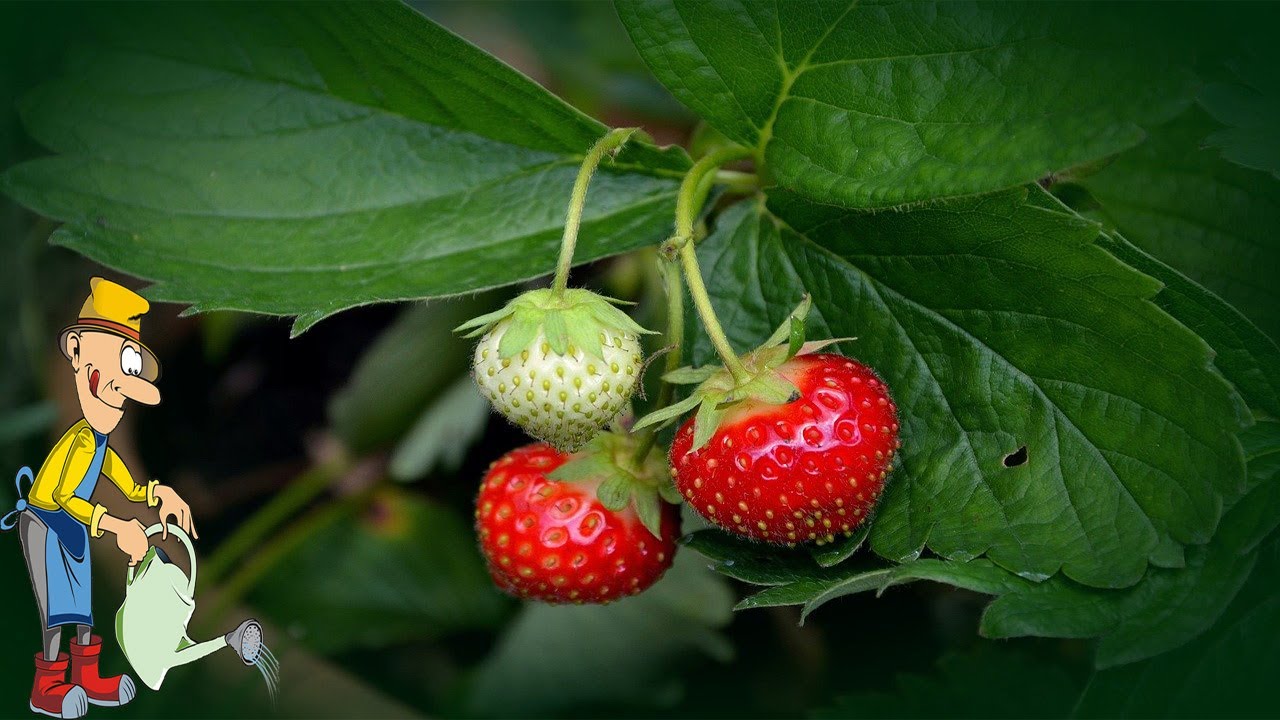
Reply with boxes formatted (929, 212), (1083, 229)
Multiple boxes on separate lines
(1, 1), (1278, 717)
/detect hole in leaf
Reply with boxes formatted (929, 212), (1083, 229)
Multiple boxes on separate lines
(1003, 445), (1028, 468)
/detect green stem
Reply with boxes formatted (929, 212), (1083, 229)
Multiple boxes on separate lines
(634, 256), (685, 463)
(672, 145), (754, 383)
(201, 460), (346, 586)
(552, 127), (638, 295)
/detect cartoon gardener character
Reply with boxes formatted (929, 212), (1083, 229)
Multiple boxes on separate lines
(1, 278), (197, 719)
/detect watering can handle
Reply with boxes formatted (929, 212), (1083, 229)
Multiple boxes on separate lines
(126, 523), (198, 597)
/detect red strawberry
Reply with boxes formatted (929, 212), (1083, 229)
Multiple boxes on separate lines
(475, 443), (679, 603)
(670, 353), (899, 545)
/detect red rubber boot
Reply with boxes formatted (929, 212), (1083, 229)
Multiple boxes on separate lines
(30, 653), (88, 719)
(69, 635), (136, 707)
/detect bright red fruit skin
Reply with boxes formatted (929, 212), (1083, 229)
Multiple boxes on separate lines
(476, 444), (679, 603)
(670, 354), (899, 545)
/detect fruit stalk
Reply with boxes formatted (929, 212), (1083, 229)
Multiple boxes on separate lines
(633, 255), (685, 463)
(671, 145), (754, 383)
(552, 127), (638, 295)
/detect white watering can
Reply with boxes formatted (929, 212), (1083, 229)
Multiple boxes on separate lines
(115, 523), (279, 695)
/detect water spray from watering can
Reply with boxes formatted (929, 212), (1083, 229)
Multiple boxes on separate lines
(115, 523), (279, 700)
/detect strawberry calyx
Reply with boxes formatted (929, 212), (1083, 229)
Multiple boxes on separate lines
(633, 295), (855, 452)
(547, 430), (675, 539)
(455, 287), (653, 360)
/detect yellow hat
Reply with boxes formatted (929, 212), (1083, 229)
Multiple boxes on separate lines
(58, 277), (161, 381)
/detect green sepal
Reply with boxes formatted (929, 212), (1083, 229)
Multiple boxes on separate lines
(454, 305), (516, 338)
(547, 454), (615, 482)
(586, 299), (655, 338)
(662, 365), (720, 384)
(597, 473), (631, 511)
(658, 477), (683, 505)
(566, 318), (603, 360)
(762, 295), (811, 348)
(632, 392), (702, 432)
(632, 487), (663, 539)
(786, 316), (805, 360)
(456, 287), (652, 361)
(545, 431), (675, 541)
(795, 338), (855, 357)
(725, 370), (799, 406)
(543, 311), (570, 355)
(498, 311), (542, 359)
(690, 397), (725, 453)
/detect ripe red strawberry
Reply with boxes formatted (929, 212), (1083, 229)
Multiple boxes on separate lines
(475, 443), (679, 604)
(670, 353), (899, 545)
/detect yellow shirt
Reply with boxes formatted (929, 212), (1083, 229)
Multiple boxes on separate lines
(27, 419), (157, 537)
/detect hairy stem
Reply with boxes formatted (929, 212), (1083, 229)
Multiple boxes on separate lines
(634, 256), (686, 463)
(552, 127), (638, 295)
(673, 145), (754, 382)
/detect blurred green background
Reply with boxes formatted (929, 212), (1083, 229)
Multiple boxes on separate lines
(0, 2), (1259, 719)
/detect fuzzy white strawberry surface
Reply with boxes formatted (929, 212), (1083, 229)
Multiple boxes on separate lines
(473, 321), (642, 450)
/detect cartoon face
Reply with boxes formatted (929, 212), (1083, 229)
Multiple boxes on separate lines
(64, 330), (161, 434)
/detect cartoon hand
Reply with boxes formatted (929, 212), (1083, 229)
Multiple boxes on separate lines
(155, 484), (198, 540)
(114, 518), (149, 566)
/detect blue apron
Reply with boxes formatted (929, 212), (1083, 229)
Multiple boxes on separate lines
(2, 431), (106, 628)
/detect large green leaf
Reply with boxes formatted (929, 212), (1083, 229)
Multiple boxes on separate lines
(1199, 40), (1280, 179)
(0, 1), (686, 334)
(983, 420), (1280, 669)
(248, 489), (509, 654)
(1095, 233), (1280, 420)
(691, 191), (1244, 589)
(617, 0), (1192, 208)
(462, 551), (733, 717)
(1078, 109), (1280, 340)
(1073, 535), (1280, 718)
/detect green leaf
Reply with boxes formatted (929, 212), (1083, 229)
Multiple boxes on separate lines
(464, 551), (733, 717)
(1199, 40), (1280, 178)
(801, 559), (1032, 623)
(808, 520), (871, 568)
(1216, 420), (1280, 554)
(815, 644), (1082, 719)
(388, 375), (490, 481)
(682, 529), (835, 587)
(981, 421), (1280, 668)
(249, 490), (509, 654)
(1073, 537), (1280, 718)
(329, 299), (485, 454)
(692, 192), (1245, 589)
(1, 2), (686, 333)
(617, 1), (1193, 208)
(1095, 232), (1280, 419)
(1078, 108), (1280, 340)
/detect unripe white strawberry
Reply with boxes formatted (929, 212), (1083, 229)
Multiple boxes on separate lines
(457, 288), (649, 451)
